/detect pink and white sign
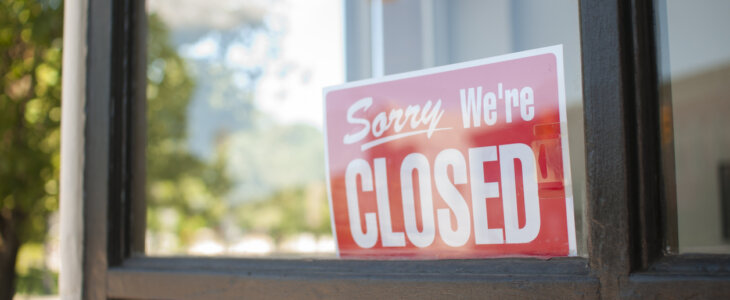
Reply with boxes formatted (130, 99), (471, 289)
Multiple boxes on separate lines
(324, 45), (576, 259)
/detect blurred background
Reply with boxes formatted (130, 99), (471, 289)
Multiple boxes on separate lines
(143, 0), (343, 257)
(3, 0), (728, 299)
(0, 0), (63, 299)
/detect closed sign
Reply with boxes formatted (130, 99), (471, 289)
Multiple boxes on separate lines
(324, 45), (576, 259)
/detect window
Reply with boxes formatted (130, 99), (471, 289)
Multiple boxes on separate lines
(142, 0), (589, 259)
(66, 0), (730, 298)
(144, 0), (342, 257)
(655, 0), (730, 254)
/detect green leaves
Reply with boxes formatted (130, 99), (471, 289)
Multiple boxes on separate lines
(0, 1), (63, 295)
(0, 0), (63, 245)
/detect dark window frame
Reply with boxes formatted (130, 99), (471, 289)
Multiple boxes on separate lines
(79, 0), (730, 298)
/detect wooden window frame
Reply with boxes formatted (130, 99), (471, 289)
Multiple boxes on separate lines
(77, 0), (730, 298)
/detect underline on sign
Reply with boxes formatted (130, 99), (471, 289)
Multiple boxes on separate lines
(360, 128), (452, 151)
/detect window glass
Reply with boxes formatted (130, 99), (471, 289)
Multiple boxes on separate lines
(657, 0), (730, 253)
(345, 0), (586, 256)
(145, 0), (342, 256)
(145, 0), (586, 257)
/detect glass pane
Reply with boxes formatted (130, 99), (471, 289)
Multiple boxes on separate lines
(657, 0), (730, 253)
(145, 0), (586, 257)
(145, 0), (342, 256)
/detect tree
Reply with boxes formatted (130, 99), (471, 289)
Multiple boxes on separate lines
(0, 0), (64, 298)
(145, 14), (232, 254)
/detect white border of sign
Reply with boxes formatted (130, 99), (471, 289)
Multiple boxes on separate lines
(323, 44), (577, 257)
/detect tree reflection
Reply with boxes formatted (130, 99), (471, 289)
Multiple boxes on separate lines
(146, 12), (332, 256)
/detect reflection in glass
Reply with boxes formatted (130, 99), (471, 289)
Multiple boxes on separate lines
(144, 0), (586, 257)
(657, 0), (730, 253)
(145, 0), (342, 256)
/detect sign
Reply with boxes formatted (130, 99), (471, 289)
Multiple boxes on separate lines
(323, 45), (576, 259)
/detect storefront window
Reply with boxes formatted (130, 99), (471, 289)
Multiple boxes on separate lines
(656, 0), (730, 254)
(144, 0), (586, 257)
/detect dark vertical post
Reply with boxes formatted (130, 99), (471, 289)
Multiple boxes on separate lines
(130, 0), (148, 257)
(108, 0), (146, 265)
(580, 0), (634, 297)
(107, 0), (132, 267)
(84, 0), (113, 298)
(628, 0), (664, 270)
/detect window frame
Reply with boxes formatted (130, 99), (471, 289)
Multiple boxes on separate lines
(77, 0), (730, 298)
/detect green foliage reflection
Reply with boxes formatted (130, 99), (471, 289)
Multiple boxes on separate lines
(146, 14), (331, 256)
(146, 15), (232, 253)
